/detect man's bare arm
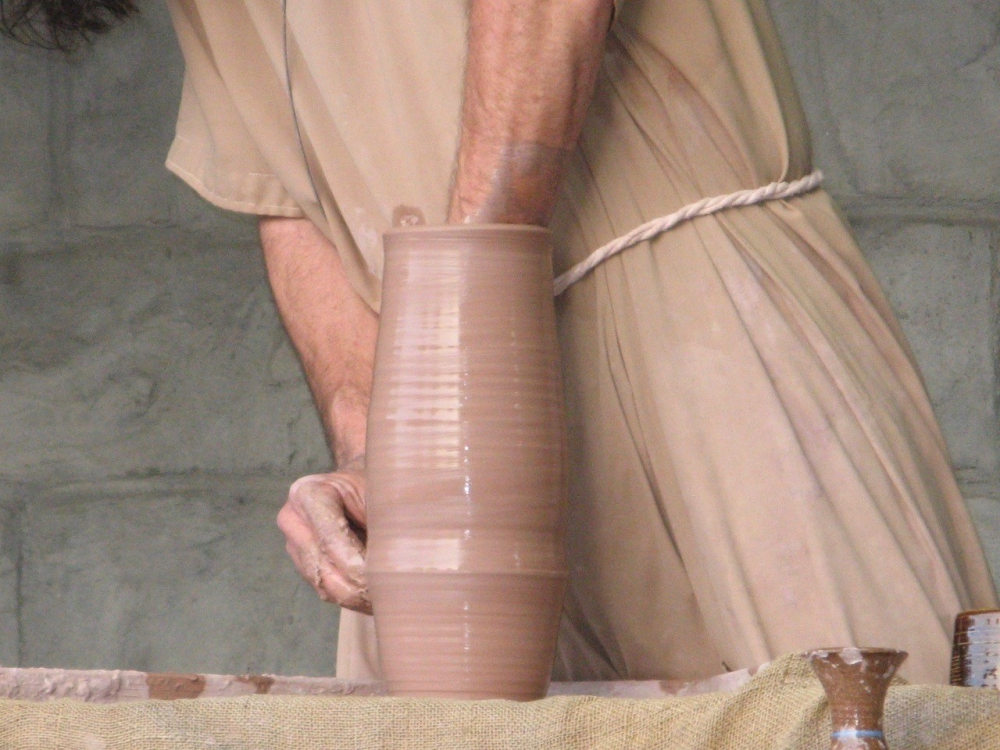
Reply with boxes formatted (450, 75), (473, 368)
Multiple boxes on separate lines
(260, 218), (376, 469)
(262, 216), (375, 613)
(448, 0), (614, 226)
(271, 2), (613, 613)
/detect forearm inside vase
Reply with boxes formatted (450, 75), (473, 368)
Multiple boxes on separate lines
(447, 0), (614, 226)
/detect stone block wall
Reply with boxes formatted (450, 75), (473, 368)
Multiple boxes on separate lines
(0, 3), (336, 675)
(0, 1), (998, 674)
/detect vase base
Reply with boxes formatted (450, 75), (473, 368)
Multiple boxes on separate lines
(370, 571), (567, 700)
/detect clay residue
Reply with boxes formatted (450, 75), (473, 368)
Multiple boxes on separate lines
(450, 142), (568, 226)
(663, 664), (763, 697)
(146, 673), (207, 700)
(236, 675), (275, 694)
(0, 668), (129, 703)
(391, 205), (426, 228)
(840, 646), (863, 665)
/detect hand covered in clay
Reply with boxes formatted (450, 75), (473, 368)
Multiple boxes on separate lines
(276, 462), (371, 614)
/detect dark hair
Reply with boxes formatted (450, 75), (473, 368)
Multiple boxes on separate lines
(1, 0), (139, 50)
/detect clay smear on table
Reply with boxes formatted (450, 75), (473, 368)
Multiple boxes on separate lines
(0, 668), (384, 702)
(367, 225), (568, 700)
(0, 665), (762, 702)
(146, 674), (207, 700)
(806, 647), (907, 750)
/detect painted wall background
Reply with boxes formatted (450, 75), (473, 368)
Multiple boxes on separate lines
(0, 1), (998, 674)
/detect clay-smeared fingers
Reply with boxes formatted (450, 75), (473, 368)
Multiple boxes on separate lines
(295, 476), (368, 586)
(286, 533), (371, 613)
(277, 472), (371, 614)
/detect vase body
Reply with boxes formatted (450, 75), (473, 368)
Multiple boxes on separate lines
(366, 225), (568, 699)
(952, 609), (1000, 687)
(806, 647), (907, 750)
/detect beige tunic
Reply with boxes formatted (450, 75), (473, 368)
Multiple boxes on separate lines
(164, 0), (998, 684)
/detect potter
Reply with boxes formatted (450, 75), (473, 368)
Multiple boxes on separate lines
(12, 0), (999, 689)
(251, 0), (996, 685)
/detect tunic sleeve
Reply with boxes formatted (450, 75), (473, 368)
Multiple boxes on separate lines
(164, 0), (304, 218)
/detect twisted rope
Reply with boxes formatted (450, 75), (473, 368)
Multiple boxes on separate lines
(553, 170), (824, 296)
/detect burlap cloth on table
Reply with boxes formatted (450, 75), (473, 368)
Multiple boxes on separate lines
(1, 654), (998, 749)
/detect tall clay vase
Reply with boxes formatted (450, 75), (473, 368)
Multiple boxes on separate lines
(806, 648), (908, 750)
(951, 609), (1000, 687)
(365, 225), (568, 700)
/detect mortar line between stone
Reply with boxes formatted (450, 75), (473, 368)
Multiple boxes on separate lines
(839, 197), (1000, 227)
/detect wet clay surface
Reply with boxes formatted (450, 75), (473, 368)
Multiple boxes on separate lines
(366, 225), (567, 699)
(952, 609), (1000, 687)
(806, 647), (907, 750)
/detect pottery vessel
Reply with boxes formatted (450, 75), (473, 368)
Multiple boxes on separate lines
(366, 225), (568, 699)
(806, 647), (907, 750)
(951, 609), (1000, 687)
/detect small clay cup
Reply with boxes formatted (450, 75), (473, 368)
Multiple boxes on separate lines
(806, 647), (907, 750)
(366, 225), (568, 700)
(951, 609), (1000, 687)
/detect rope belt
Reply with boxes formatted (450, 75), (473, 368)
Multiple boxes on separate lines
(553, 170), (824, 296)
